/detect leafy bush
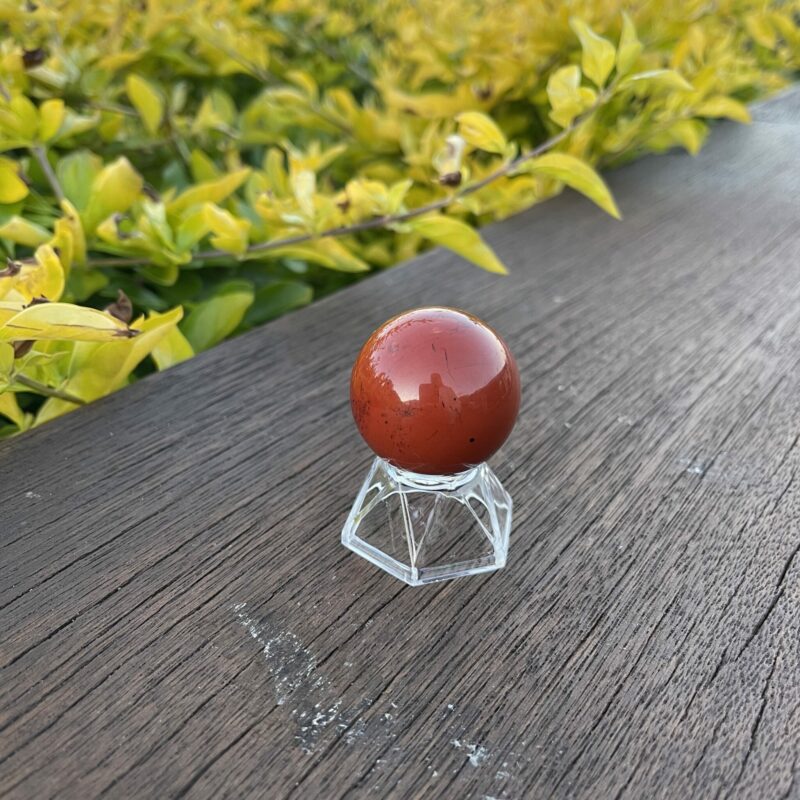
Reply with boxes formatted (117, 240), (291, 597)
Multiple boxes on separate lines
(0, 0), (797, 434)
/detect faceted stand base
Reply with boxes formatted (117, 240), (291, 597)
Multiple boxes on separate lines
(342, 457), (512, 586)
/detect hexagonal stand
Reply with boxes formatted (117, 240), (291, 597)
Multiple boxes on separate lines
(342, 457), (512, 586)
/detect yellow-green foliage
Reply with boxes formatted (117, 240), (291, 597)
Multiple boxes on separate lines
(0, 0), (797, 433)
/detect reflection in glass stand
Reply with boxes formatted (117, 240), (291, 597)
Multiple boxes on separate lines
(342, 458), (512, 586)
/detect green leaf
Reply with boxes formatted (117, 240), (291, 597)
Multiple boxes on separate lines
(0, 216), (50, 247)
(181, 281), (254, 352)
(9, 96), (37, 137)
(83, 157), (144, 232)
(527, 153), (621, 219)
(745, 12), (777, 48)
(546, 65), (597, 128)
(286, 69), (318, 101)
(192, 89), (237, 133)
(176, 205), (209, 251)
(409, 215), (508, 275)
(291, 169), (316, 218)
(311, 239), (369, 272)
(0, 340), (13, 390)
(248, 238), (370, 272)
(243, 281), (313, 328)
(167, 167), (251, 215)
(0, 244), (65, 303)
(50, 109), (98, 142)
(202, 203), (250, 255)
(616, 12), (642, 76)
(0, 158), (29, 204)
(54, 198), (87, 269)
(387, 179), (413, 213)
(694, 96), (751, 124)
(263, 148), (289, 195)
(98, 275), (169, 311)
(247, 243), (337, 269)
(126, 74), (164, 135)
(620, 70), (693, 92)
(38, 99), (65, 142)
(190, 149), (221, 182)
(56, 150), (102, 211)
(0, 390), (26, 427)
(139, 200), (178, 252)
(65, 268), (109, 302)
(647, 119), (707, 155)
(570, 18), (616, 88)
(0, 301), (135, 342)
(455, 111), (507, 154)
(34, 307), (183, 425)
(150, 323), (194, 369)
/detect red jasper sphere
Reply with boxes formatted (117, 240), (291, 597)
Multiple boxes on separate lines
(350, 307), (521, 475)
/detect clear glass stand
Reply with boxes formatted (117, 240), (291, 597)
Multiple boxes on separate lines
(342, 458), (512, 586)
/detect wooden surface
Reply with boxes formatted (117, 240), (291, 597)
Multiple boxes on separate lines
(2, 88), (800, 800)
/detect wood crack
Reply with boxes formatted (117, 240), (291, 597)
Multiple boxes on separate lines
(736, 541), (799, 660)
(721, 645), (781, 799)
(550, 593), (680, 792)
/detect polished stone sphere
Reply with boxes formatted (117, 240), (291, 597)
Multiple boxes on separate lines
(350, 307), (521, 475)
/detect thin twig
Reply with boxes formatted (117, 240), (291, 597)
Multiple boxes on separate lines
(82, 255), (156, 268)
(192, 125), (570, 259)
(30, 146), (65, 203)
(86, 93), (608, 269)
(14, 374), (85, 405)
(165, 114), (192, 170)
(88, 100), (138, 117)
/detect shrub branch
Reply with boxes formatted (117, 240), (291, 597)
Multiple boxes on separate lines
(14, 375), (85, 405)
(31, 146), (65, 203)
(87, 96), (607, 270)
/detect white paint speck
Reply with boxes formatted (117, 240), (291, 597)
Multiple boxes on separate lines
(467, 744), (488, 767)
(311, 702), (341, 728)
(232, 603), (346, 751)
(344, 718), (367, 745)
(451, 739), (489, 767)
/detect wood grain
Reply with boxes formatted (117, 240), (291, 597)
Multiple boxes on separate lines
(1, 88), (799, 800)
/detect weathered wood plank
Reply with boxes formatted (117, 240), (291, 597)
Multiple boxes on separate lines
(1, 89), (799, 799)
